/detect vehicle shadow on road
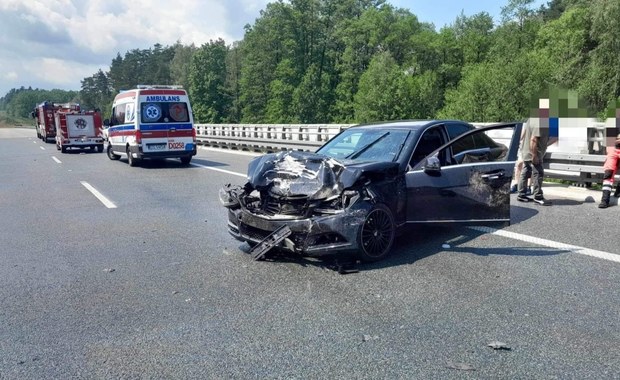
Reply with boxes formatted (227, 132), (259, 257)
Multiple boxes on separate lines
(192, 157), (236, 168)
(360, 225), (564, 272)
(128, 157), (230, 169)
(241, 224), (565, 274)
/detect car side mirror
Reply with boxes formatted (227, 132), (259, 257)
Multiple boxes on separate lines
(424, 156), (441, 176)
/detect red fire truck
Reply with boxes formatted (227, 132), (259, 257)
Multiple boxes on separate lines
(32, 102), (80, 143)
(55, 109), (105, 153)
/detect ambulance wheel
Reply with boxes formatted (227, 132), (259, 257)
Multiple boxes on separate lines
(97, 144), (104, 153)
(126, 147), (139, 167)
(107, 144), (120, 160)
(180, 156), (191, 165)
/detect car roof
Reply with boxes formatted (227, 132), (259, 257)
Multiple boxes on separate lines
(347, 119), (474, 131)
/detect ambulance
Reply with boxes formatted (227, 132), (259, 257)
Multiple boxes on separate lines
(105, 85), (197, 166)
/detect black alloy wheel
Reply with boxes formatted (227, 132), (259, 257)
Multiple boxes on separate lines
(358, 204), (395, 262)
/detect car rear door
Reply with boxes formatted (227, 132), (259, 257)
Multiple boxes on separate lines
(405, 123), (522, 226)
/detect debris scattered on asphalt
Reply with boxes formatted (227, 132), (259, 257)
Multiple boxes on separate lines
(362, 334), (378, 342)
(446, 361), (476, 371)
(487, 341), (511, 350)
(172, 291), (179, 295)
(185, 298), (191, 302)
(102, 268), (115, 273)
(442, 243), (451, 249)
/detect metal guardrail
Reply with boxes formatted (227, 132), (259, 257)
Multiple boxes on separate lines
(195, 124), (353, 152)
(195, 123), (613, 185)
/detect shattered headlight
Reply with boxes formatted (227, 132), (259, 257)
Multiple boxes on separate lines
(219, 186), (240, 208)
(312, 190), (361, 215)
(342, 189), (361, 208)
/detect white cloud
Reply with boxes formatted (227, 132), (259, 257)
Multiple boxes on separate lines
(0, 0), (271, 96)
(4, 72), (18, 80)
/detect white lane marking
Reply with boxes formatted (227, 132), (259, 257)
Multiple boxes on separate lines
(40, 146), (45, 150)
(33, 141), (37, 144)
(191, 163), (246, 178)
(469, 226), (620, 263)
(52, 156), (61, 164)
(80, 181), (117, 209)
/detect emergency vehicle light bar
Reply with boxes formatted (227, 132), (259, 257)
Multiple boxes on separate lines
(136, 85), (184, 90)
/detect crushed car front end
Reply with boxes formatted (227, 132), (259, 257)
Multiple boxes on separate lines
(219, 150), (402, 257)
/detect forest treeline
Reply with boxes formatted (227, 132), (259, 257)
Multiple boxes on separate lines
(1, 0), (619, 124)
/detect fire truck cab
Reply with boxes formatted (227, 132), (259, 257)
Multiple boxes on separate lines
(32, 102), (80, 143)
(105, 85), (197, 167)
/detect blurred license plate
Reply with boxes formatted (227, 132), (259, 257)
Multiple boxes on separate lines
(148, 143), (166, 151)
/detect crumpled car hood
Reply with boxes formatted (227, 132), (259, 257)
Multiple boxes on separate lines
(246, 150), (399, 200)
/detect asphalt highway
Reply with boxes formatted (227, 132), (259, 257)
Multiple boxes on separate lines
(1, 128), (619, 379)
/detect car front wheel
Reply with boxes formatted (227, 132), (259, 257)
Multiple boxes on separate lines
(357, 204), (395, 262)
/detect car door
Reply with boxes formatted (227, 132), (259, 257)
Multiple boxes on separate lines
(405, 123), (522, 226)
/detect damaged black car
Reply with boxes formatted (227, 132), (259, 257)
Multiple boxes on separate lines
(220, 120), (522, 262)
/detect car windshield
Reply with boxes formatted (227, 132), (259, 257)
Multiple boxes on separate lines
(316, 128), (410, 162)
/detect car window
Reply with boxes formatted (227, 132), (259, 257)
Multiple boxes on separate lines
(444, 128), (509, 164)
(446, 123), (471, 140)
(409, 127), (444, 168)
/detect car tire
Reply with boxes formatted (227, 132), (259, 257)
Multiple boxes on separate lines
(180, 156), (191, 165)
(107, 144), (120, 160)
(61, 146), (67, 153)
(127, 146), (139, 167)
(357, 203), (395, 262)
(97, 144), (104, 153)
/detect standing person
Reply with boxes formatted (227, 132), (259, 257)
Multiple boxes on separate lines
(598, 133), (620, 208)
(517, 99), (558, 205)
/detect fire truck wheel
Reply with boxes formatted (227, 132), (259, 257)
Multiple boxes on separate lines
(180, 156), (192, 165)
(61, 146), (67, 153)
(126, 147), (139, 167)
(97, 144), (104, 153)
(107, 144), (120, 160)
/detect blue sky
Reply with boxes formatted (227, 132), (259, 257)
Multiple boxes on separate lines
(0, 0), (548, 97)
(393, 0), (548, 29)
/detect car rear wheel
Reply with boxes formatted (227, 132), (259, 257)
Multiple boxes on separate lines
(126, 147), (139, 167)
(357, 204), (395, 262)
(180, 156), (191, 165)
(107, 144), (120, 160)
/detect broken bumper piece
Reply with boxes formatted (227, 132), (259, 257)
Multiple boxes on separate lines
(225, 205), (369, 257)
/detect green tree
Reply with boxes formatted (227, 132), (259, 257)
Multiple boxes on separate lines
(579, 0), (620, 112)
(170, 42), (197, 90)
(353, 52), (410, 122)
(188, 39), (230, 123)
